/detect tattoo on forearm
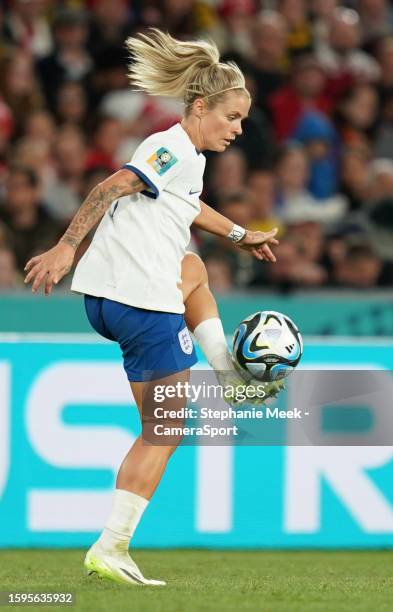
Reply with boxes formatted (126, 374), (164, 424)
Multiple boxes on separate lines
(60, 182), (137, 249)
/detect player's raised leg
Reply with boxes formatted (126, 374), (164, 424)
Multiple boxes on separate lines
(181, 252), (257, 402)
(181, 252), (232, 370)
(180, 252), (284, 403)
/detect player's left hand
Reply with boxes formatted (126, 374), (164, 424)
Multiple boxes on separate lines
(237, 228), (279, 262)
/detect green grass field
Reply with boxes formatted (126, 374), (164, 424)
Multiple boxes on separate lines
(0, 549), (392, 611)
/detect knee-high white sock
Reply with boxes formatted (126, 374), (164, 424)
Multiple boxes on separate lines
(95, 489), (148, 556)
(193, 318), (232, 370)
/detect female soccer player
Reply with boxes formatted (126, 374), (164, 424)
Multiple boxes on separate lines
(24, 29), (279, 586)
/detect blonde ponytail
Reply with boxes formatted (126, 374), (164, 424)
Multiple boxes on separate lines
(125, 28), (248, 110)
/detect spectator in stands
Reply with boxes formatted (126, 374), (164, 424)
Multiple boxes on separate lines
(310, 0), (338, 47)
(247, 169), (283, 235)
(374, 38), (393, 159)
(0, 5), (7, 59)
(80, 166), (112, 202)
(340, 147), (374, 214)
(37, 8), (93, 113)
(0, 97), (13, 182)
(332, 242), (387, 287)
(251, 230), (327, 289)
(268, 54), (331, 141)
(368, 207), (393, 264)
(364, 159), (393, 260)
(335, 83), (379, 149)
(0, 49), (44, 136)
(87, 0), (135, 63)
(20, 110), (57, 191)
(0, 2), (391, 292)
(249, 10), (288, 109)
(9, 136), (55, 192)
(85, 115), (124, 172)
(24, 110), (56, 149)
(0, 166), (63, 272)
(375, 95), (393, 163)
(0, 246), (22, 290)
(290, 110), (339, 199)
(278, 0), (313, 58)
(275, 144), (309, 209)
(368, 158), (393, 203)
(358, 0), (393, 45)
(0, 220), (11, 249)
(316, 7), (380, 99)
(217, 190), (253, 230)
(275, 144), (346, 228)
(288, 219), (325, 268)
(252, 239), (296, 289)
(202, 191), (255, 288)
(3, 0), (53, 59)
(44, 126), (87, 223)
(55, 80), (88, 128)
(204, 147), (247, 205)
(158, 0), (219, 40)
(215, 0), (256, 59)
(92, 44), (131, 107)
(376, 36), (393, 100)
(93, 44), (142, 120)
(204, 255), (234, 292)
(322, 232), (347, 278)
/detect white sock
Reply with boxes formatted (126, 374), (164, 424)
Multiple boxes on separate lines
(193, 318), (232, 371)
(95, 489), (148, 556)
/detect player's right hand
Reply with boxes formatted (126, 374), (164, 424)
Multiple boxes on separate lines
(237, 228), (279, 262)
(24, 242), (76, 296)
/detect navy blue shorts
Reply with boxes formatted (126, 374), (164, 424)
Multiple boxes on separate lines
(84, 295), (197, 381)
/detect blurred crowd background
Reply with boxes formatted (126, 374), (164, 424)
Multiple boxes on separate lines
(0, 0), (393, 293)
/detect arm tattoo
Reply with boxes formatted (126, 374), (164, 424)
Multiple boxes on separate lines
(60, 177), (145, 250)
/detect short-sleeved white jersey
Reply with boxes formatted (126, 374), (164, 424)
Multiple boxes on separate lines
(71, 123), (206, 313)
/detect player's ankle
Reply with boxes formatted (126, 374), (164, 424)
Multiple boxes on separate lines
(211, 348), (233, 372)
(95, 527), (130, 556)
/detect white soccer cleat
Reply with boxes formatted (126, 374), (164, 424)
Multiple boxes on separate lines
(84, 545), (166, 586)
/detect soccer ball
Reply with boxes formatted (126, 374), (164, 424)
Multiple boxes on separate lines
(232, 311), (303, 382)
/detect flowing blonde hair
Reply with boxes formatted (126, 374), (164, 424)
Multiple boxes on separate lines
(125, 29), (249, 113)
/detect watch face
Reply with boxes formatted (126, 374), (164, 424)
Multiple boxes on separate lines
(229, 226), (245, 242)
(233, 228), (244, 240)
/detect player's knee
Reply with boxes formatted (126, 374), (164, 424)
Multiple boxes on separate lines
(182, 251), (207, 286)
(182, 251), (204, 274)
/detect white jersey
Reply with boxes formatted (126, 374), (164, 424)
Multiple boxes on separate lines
(71, 123), (206, 313)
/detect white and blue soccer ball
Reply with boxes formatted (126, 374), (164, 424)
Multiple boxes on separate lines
(232, 310), (303, 382)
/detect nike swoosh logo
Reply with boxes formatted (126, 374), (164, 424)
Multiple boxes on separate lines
(120, 567), (145, 584)
(109, 201), (119, 219)
(189, 189), (200, 195)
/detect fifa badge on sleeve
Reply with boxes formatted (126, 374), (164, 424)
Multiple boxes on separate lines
(147, 147), (178, 176)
